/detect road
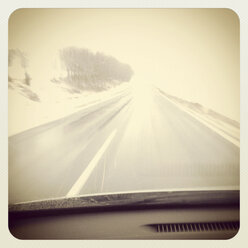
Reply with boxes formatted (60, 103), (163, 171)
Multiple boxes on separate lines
(8, 85), (240, 204)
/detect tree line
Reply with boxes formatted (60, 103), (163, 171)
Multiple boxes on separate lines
(8, 49), (31, 85)
(59, 47), (134, 91)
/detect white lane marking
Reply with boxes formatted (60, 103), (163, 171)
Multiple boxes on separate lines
(66, 129), (117, 197)
(100, 156), (106, 192)
(157, 91), (240, 148)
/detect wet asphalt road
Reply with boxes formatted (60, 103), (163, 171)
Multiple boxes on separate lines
(9, 87), (239, 204)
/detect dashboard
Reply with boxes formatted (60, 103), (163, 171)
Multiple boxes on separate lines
(9, 190), (239, 239)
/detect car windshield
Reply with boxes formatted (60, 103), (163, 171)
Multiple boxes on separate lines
(8, 9), (239, 205)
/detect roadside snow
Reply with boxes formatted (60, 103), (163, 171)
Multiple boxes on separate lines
(8, 80), (130, 137)
(157, 88), (240, 147)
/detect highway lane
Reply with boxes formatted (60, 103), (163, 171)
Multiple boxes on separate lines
(8, 86), (240, 204)
(79, 87), (239, 195)
(9, 89), (133, 203)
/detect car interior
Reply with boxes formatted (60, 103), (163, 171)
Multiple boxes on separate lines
(9, 189), (239, 239)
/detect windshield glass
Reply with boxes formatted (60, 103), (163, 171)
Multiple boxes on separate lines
(8, 9), (239, 204)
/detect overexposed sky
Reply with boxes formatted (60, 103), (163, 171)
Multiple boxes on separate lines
(9, 9), (240, 121)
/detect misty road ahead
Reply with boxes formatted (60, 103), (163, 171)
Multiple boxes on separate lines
(9, 86), (239, 204)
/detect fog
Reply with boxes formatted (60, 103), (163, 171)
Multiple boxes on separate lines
(9, 9), (240, 204)
(9, 8), (239, 121)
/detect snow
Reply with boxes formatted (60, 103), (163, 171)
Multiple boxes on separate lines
(157, 89), (240, 147)
(8, 79), (130, 137)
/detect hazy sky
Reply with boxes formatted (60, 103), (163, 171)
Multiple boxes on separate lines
(9, 9), (240, 121)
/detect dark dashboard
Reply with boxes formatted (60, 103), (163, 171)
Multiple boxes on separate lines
(9, 190), (239, 239)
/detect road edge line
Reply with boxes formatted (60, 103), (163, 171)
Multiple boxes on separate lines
(157, 91), (240, 148)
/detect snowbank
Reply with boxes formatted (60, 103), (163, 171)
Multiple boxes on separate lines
(8, 79), (130, 137)
(157, 88), (240, 147)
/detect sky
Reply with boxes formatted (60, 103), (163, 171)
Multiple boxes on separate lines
(9, 8), (240, 121)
